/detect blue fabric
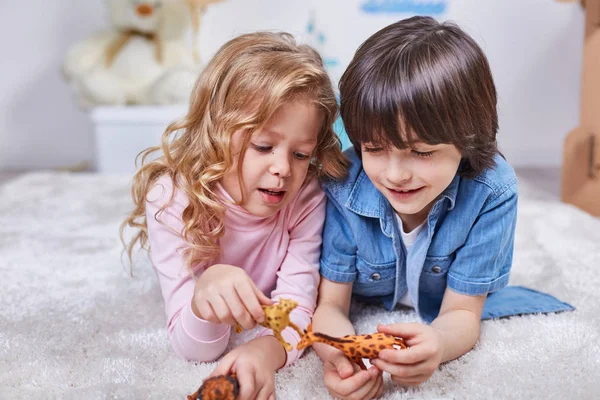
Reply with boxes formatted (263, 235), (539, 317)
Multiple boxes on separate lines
(320, 147), (574, 323)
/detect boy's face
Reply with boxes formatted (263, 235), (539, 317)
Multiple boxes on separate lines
(361, 140), (461, 230)
(221, 100), (320, 218)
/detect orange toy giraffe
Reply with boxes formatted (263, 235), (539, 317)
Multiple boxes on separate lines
(233, 298), (303, 351)
(297, 323), (407, 370)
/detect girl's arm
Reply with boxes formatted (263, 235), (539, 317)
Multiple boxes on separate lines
(145, 177), (230, 362)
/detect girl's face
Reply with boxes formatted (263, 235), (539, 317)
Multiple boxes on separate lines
(221, 100), (321, 218)
(361, 140), (462, 231)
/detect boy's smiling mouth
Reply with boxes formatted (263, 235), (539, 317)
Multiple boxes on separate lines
(387, 186), (424, 199)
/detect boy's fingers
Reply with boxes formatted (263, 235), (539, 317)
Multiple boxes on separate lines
(372, 357), (429, 378)
(377, 322), (423, 338)
(336, 370), (373, 396)
(378, 346), (425, 365)
(332, 356), (355, 379)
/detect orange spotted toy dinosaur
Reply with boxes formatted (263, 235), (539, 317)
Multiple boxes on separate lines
(297, 323), (407, 370)
(233, 298), (304, 351)
(187, 374), (239, 400)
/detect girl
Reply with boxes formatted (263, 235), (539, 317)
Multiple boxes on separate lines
(312, 16), (574, 400)
(121, 32), (347, 400)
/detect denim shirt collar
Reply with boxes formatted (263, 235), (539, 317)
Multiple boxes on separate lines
(345, 170), (460, 235)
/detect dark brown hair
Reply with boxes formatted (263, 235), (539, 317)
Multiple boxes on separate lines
(339, 16), (499, 177)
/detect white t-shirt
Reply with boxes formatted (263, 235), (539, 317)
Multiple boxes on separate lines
(395, 215), (426, 308)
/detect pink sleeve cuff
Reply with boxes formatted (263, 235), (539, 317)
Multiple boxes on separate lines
(181, 301), (231, 342)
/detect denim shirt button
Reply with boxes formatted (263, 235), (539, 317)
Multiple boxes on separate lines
(431, 266), (442, 273)
(370, 272), (381, 281)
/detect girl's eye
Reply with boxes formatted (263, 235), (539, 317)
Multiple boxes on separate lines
(412, 150), (434, 158)
(251, 143), (272, 152)
(294, 152), (310, 160)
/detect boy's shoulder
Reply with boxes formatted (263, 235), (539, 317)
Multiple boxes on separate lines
(321, 147), (363, 198)
(470, 153), (518, 197)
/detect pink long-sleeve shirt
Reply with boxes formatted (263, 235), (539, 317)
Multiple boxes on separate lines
(145, 175), (325, 367)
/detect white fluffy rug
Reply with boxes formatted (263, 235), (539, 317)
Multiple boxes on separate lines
(1, 172), (599, 400)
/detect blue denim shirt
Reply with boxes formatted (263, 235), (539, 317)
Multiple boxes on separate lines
(320, 148), (574, 323)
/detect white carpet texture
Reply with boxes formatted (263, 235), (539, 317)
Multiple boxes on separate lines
(1, 172), (599, 400)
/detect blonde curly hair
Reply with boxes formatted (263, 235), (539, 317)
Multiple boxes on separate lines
(120, 31), (348, 274)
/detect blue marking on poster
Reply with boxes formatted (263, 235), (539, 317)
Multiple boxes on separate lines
(361, 0), (447, 15)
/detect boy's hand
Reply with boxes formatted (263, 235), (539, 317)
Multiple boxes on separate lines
(323, 352), (383, 400)
(192, 264), (273, 329)
(371, 323), (444, 386)
(207, 336), (285, 400)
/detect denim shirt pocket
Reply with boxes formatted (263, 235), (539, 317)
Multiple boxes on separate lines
(420, 255), (455, 296)
(353, 257), (396, 297)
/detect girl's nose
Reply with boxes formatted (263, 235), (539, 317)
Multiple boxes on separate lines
(269, 153), (291, 178)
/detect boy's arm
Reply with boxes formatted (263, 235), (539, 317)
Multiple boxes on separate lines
(431, 288), (486, 363)
(311, 277), (355, 361)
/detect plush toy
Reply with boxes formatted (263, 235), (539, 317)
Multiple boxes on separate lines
(233, 298), (304, 351)
(297, 323), (407, 370)
(63, 0), (222, 106)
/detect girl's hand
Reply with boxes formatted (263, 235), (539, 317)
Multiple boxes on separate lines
(323, 351), (383, 400)
(192, 264), (273, 330)
(207, 336), (285, 400)
(371, 323), (444, 386)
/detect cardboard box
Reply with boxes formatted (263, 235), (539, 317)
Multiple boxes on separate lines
(561, 0), (600, 216)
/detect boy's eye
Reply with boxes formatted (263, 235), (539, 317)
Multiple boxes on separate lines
(363, 146), (384, 153)
(294, 152), (310, 160)
(412, 150), (435, 158)
(251, 143), (272, 152)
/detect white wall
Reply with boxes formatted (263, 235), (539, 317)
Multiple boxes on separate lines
(0, 0), (585, 170)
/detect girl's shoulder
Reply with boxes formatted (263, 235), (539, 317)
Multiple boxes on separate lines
(146, 174), (189, 210)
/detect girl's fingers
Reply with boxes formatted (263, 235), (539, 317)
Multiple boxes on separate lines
(252, 283), (274, 306)
(255, 379), (274, 400)
(195, 299), (217, 323)
(227, 287), (255, 330)
(236, 282), (266, 324)
(210, 295), (234, 325)
(208, 355), (235, 379)
(236, 368), (258, 400)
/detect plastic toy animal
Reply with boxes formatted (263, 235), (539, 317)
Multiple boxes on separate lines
(234, 298), (303, 351)
(187, 374), (239, 400)
(297, 323), (407, 370)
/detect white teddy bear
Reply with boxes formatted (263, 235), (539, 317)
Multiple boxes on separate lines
(63, 0), (221, 106)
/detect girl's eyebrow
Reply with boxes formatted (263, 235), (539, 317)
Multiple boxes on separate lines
(262, 128), (317, 146)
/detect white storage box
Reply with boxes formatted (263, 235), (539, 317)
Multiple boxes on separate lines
(89, 106), (186, 174)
